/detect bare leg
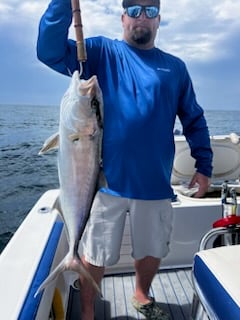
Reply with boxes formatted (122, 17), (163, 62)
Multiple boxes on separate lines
(134, 256), (160, 304)
(79, 256), (105, 320)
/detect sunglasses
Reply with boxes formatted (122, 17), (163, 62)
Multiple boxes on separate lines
(125, 5), (159, 19)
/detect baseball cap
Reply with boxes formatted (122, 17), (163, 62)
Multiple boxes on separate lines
(122, 0), (160, 8)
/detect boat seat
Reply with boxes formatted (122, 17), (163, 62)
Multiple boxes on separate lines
(191, 245), (240, 320)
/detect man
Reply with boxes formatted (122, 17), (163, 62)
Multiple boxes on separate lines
(37, 0), (213, 319)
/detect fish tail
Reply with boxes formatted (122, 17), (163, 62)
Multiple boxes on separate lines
(34, 258), (66, 298)
(34, 253), (101, 298)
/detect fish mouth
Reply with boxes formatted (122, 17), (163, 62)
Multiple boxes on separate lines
(79, 75), (98, 97)
(91, 97), (103, 129)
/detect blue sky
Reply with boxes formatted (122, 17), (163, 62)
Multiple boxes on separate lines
(0, 0), (239, 110)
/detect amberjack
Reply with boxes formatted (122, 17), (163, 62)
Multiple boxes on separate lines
(35, 70), (103, 296)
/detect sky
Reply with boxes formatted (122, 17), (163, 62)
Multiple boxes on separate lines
(0, 0), (239, 110)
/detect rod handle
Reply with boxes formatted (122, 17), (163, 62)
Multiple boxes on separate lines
(71, 0), (87, 62)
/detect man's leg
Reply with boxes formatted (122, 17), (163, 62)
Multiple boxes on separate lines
(79, 256), (105, 320)
(130, 199), (173, 305)
(79, 193), (127, 319)
(133, 256), (170, 319)
(134, 256), (160, 303)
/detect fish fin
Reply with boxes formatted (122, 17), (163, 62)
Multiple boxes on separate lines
(53, 196), (62, 215)
(39, 132), (59, 155)
(54, 197), (70, 243)
(34, 253), (101, 298)
(68, 129), (97, 142)
(34, 258), (66, 298)
(68, 133), (83, 142)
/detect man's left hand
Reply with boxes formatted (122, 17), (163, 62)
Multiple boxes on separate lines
(189, 172), (210, 198)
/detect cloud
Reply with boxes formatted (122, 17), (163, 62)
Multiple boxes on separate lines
(214, 0), (240, 20)
(0, 0), (47, 22)
(158, 0), (240, 62)
(2, 0), (239, 62)
(71, 0), (122, 39)
(0, 0), (239, 108)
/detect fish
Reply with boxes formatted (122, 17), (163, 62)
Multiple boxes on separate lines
(35, 70), (103, 296)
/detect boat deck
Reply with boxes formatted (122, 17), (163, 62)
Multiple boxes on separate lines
(67, 268), (208, 319)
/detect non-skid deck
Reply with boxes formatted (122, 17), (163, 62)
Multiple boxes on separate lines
(67, 268), (208, 319)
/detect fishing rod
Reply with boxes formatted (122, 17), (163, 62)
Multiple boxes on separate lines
(71, 0), (87, 74)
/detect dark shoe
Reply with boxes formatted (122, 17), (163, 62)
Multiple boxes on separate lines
(132, 296), (170, 320)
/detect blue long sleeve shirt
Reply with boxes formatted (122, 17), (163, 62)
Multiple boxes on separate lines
(37, 0), (213, 200)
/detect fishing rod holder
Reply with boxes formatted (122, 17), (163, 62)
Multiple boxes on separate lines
(199, 181), (240, 250)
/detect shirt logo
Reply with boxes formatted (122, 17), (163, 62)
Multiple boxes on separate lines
(157, 68), (171, 72)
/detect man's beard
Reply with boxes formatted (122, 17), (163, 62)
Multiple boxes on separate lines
(131, 28), (152, 45)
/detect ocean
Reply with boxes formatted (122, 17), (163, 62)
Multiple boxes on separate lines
(1, 104), (240, 253)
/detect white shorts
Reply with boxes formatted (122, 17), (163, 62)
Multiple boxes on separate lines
(81, 192), (173, 267)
